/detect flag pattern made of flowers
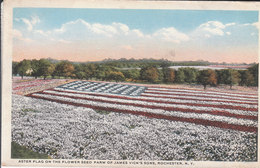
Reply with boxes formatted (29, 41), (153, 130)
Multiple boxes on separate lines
(27, 81), (258, 133)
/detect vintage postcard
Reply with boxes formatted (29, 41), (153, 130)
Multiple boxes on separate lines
(2, 0), (260, 167)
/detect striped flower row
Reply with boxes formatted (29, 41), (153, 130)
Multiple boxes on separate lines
(43, 90), (257, 117)
(13, 79), (56, 89)
(147, 87), (258, 97)
(53, 87), (257, 110)
(146, 89), (258, 100)
(28, 92), (258, 132)
(142, 93), (256, 104)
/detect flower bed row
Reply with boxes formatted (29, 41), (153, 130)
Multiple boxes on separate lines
(144, 90), (258, 102)
(147, 88), (258, 99)
(85, 79), (258, 96)
(43, 90), (257, 118)
(52, 88), (258, 110)
(147, 86), (258, 96)
(57, 81), (258, 104)
(142, 93), (257, 105)
(12, 79), (72, 95)
(13, 79), (54, 88)
(27, 92), (258, 132)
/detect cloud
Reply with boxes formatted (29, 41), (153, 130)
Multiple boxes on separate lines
(153, 27), (189, 43)
(39, 18), (186, 45)
(17, 15), (41, 31)
(21, 18), (33, 31)
(52, 19), (146, 40)
(121, 45), (133, 50)
(31, 15), (40, 25)
(198, 21), (225, 36)
(91, 23), (117, 36)
(241, 22), (260, 31)
(13, 16), (258, 63)
(53, 19), (120, 38)
(225, 22), (236, 27)
(34, 29), (48, 36)
(193, 21), (238, 38)
(226, 32), (231, 35)
(13, 29), (33, 42)
(17, 18), (257, 50)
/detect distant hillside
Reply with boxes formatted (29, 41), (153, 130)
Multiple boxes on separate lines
(45, 57), (253, 68)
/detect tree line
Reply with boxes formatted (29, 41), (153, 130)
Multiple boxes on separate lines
(13, 59), (258, 89)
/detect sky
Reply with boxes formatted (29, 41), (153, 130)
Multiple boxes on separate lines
(13, 8), (259, 63)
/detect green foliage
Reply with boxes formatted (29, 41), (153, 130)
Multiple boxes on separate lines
(11, 142), (49, 159)
(75, 71), (85, 79)
(48, 63), (56, 79)
(101, 58), (173, 68)
(74, 64), (85, 79)
(225, 69), (241, 89)
(215, 70), (227, 85)
(30, 59), (40, 79)
(13, 58), (257, 89)
(197, 69), (217, 89)
(239, 70), (254, 86)
(162, 67), (175, 83)
(38, 59), (52, 79)
(21, 108), (38, 113)
(216, 69), (241, 89)
(140, 66), (159, 83)
(17, 59), (31, 79)
(54, 61), (75, 78)
(84, 63), (97, 80)
(95, 65), (117, 81)
(95, 110), (111, 115)
(248, 64), (258, 86)
(175, 68), (185, 83)
(106, 71), (125, 82)
(182, 68), (198, 84)
(12, 61), (19, 76)
(122, 69), (140, 81)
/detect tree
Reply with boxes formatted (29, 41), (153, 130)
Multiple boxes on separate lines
(239, 70), (254, 86)
(106, 71), (125, 82)
(197, 69), (217, 90)
(54, 61), (75, 78)
(38, 59), (52, 80)
(248, 64), (258, 86)
(175, 68), (185, 83)
(74, 64), (86, 79)
(84, 63), (97, 80)
(225, 69), (241, 89)
(48, 63), (56, 79)
(12, 61), (19, 77)
(215, 70), (227, 85)
(183, 68), (198, 84)
(30, 59), (40, 79)
(95, 65), (107, 81)
(95, 65), (117, 81)
(17, 59), (31, 79)
(162, 67), (175, 83)
(122, 69), (140, 81)
(140, 66), (159, 83)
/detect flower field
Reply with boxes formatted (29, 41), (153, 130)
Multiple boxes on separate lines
(12, 77), (72, 95)
(12, 79), (258, 161)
